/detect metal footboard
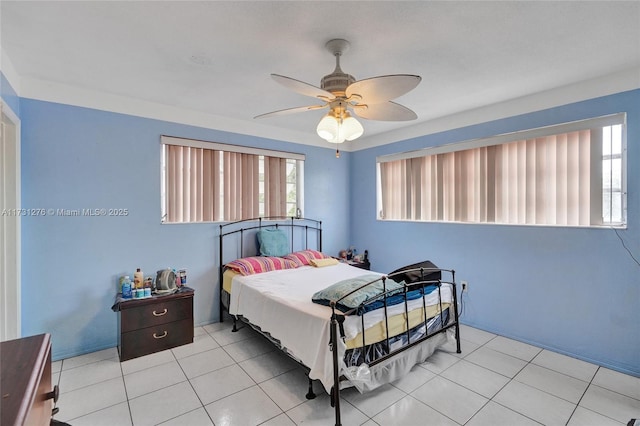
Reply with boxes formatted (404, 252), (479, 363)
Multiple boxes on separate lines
(329, 267), (461, 426)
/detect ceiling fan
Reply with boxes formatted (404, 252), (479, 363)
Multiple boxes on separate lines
(255, 38), (421, 150)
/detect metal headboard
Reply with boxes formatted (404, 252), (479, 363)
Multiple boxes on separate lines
(218, 216), (323, 321)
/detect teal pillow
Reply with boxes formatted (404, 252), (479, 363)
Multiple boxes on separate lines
(257, 228), (290, 257)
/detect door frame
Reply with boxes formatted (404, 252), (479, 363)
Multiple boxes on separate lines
(1, 100), (21, 341)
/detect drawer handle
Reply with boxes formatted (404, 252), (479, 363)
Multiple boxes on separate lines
(152, 308), (168, 316)
(45, 385), (59, 403)
(153, 331), (168, 339)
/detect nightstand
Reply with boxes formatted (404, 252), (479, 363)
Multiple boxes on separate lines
(115, 288), (194, 361)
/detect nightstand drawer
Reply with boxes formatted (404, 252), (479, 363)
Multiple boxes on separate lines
(119, 318), (193, 361)
(120, 296), (191, 332)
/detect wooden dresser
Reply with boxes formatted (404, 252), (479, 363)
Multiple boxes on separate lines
(117, 289), (194, 361)
(1, 333), (58, 426)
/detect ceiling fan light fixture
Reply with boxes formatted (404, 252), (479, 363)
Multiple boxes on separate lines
(316, 110), (363, 144)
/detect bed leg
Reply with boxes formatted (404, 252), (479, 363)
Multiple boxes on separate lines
(305, 377), (316, 399)
(232, 316), (239, 332)
(452, 272), (462, 354)
(330, 312), (342, 426)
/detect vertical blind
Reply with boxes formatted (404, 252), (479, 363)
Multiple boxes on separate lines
(378, 114), (626, 227)
(263, 156), (287, 217)
(162, 137), (303, 223)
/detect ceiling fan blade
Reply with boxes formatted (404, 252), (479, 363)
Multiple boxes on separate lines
(254, 104), (327, 119)
(346, 75), (421, 104)
(271, 74), (335, 100)
(352, 101), (418, 121)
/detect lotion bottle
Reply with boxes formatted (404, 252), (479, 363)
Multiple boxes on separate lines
(134, 268), (143, 289)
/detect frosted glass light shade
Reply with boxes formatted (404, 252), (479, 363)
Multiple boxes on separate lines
(316, 114), (340, 142)
(342, 115), (364, 141)
(316, 111), (363, 144)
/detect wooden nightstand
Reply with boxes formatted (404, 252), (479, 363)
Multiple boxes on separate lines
(116, 289), (194, 361)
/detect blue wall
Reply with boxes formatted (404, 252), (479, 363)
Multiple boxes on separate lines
(19, 99), (351, 360)
(350, 89), (640, 376)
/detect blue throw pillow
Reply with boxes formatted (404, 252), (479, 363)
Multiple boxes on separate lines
(257, 228), (290, 257)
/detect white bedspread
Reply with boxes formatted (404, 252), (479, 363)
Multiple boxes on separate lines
(228, 262), (453, 392)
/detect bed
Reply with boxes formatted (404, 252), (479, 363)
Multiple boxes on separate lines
(218, 217), (461, 426)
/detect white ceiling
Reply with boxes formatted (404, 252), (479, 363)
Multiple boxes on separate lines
(2, 1), (639, 150)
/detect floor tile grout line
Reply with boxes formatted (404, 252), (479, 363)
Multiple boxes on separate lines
(125, 349), (184, 425)
(588, 382), (640, 402)
(563, 365), (600, 426)
(497, 349), (572, 423)
(489, 350), (610, 426)
(122, 357), (177, 378)
(512, 360), (596, 404)
(118, 355), (135, 426)
(484, 373), (547, 426)
(400, 344), (484, 426)
(441, 339), (506, 426)
(407, 393), (464, 426)
(226, 344), (286, 418)
(54, 371), (126, 398)
(510, 353), (640, 420)
(236, 355), (303, 396)
(449, 334), (545, 426)
(55, 371), (130, 424)
(564, 366), (636, 426)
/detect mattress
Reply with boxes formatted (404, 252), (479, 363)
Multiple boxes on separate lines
(223, 269), (238, 294)
(227, 262), (453, 392)
(345, 307), (451, 367)
(344, 302), (451, 349)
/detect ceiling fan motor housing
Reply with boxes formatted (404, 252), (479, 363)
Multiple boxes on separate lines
(321, 39), (355, 96)
(321, 71), (355, 96)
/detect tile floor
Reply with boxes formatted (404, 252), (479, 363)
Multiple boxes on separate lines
(51, 323), (639, 426)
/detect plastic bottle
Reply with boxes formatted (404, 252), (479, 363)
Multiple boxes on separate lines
(143, 279), (152, 298)
(173, 269), (180, 288)
(122, 276), (132, 299)
(134, 268), (143, 289)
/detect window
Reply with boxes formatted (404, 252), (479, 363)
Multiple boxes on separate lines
(377, 114), (626, 227)
(161, 136), (304, 223)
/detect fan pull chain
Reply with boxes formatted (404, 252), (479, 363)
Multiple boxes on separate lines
(335, 148), (340, 158)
